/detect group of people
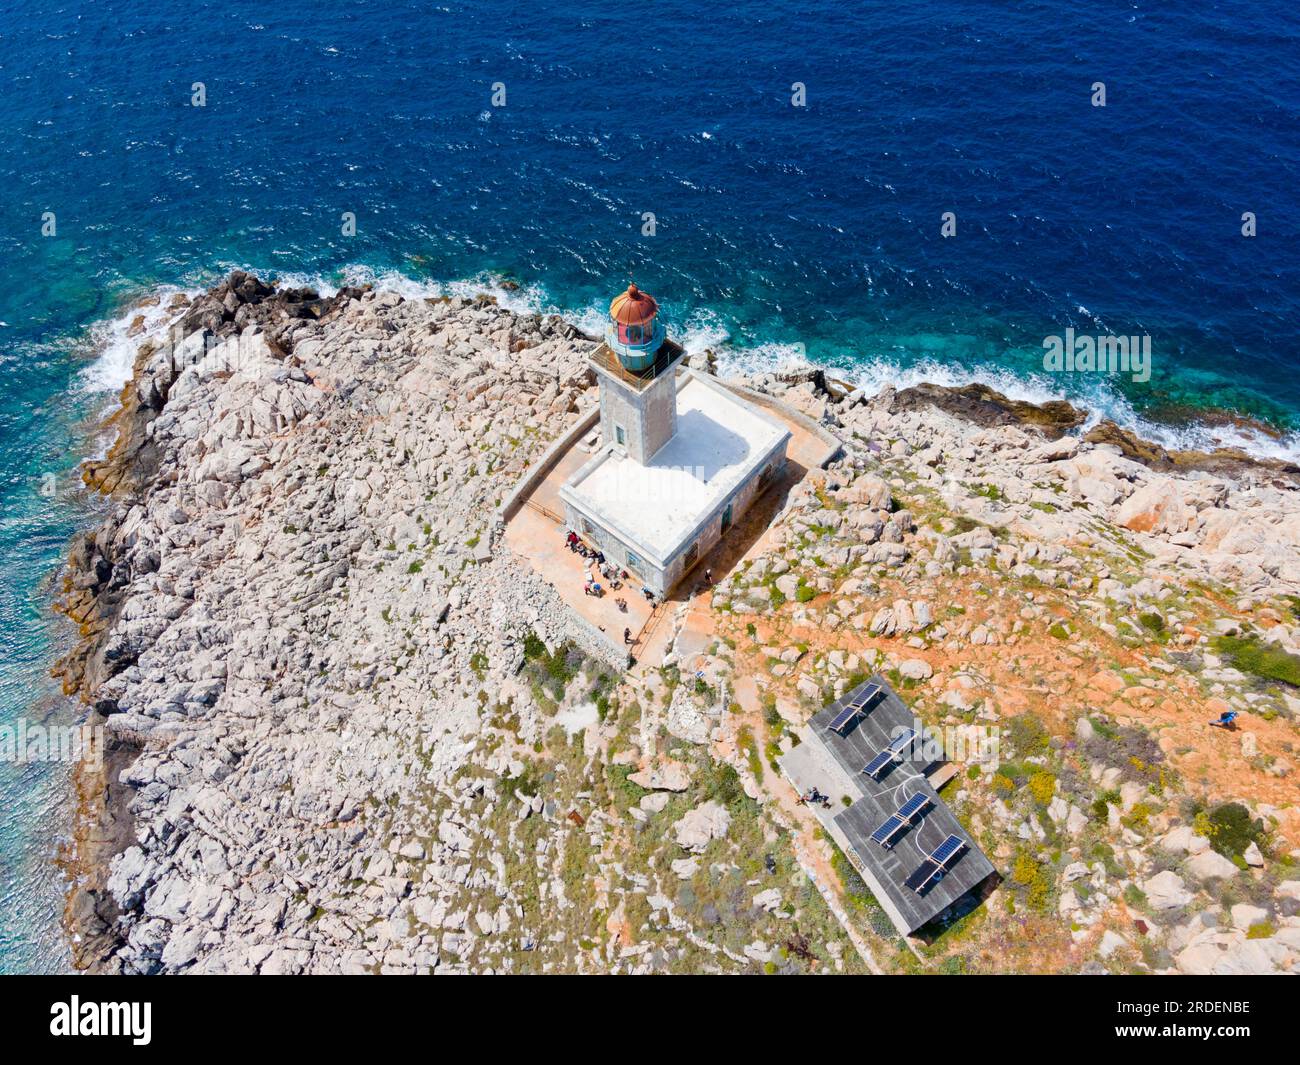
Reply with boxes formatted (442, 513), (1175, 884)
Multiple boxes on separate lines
(795, 787), (832, 809)
(567, 530), (631, 600)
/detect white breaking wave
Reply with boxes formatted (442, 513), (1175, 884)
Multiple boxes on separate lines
(281, 265), (613, 338)
(68, 267), (1300, 465)
(75, 285), (201, 394)
(725, 345), (1300, 464)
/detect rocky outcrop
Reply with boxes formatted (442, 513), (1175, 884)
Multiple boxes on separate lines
(54, 271), (1300, 975)
(55, 275), (602, 973)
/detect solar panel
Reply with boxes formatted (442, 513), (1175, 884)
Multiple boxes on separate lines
(870, 814), (906, 847)
(848, 682), (883, 712)
(912, 863), (945, 893)
(829, 683), (886, 736)
(897, 793), (928, 821)
(887, 728), (915, 754)
(905, 835), (968, 894)
(862, 750), (893, 778)
(827, 704), (862, 735)
(930, 834), (964, 866)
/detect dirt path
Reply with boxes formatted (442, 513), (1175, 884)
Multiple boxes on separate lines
(728, 672), (887, 974)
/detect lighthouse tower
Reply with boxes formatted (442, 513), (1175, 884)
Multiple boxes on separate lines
(590, 284), (685, 464)
(560, 281), (792, 596)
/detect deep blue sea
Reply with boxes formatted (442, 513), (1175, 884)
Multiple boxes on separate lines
(0, 1), (1297, 971)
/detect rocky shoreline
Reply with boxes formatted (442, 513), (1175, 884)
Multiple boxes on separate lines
(53, 273), (1300, 974)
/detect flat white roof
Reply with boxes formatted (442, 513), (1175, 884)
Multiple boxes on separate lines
(561, 372), (790, 566)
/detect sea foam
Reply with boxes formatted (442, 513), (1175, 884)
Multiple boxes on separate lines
(70, 268), (1300, 466)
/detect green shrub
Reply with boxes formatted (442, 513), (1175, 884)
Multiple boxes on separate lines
(1122, 801), (1154, 833)
(1011, 852), (1052, 911)
(1007, 714), (1051, 758)
(1195, 802), (1268, 860)
(1139, 611), (1165, 634)
(605, 764), (649, 813)
(737, 725), (764, 783)
(696, 760), (751, 814)
(1027, 771), (1056, 806)
(1213, 635), (1300, 687)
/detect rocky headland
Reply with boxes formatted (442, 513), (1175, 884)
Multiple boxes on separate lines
(55, 273), (1300, 974)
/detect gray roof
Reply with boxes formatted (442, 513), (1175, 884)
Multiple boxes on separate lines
(808, 677), (996, 935)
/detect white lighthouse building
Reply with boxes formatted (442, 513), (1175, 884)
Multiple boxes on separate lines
(560, 284), (791, 596)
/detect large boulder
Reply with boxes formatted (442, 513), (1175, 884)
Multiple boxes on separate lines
(1159, 825), (1211, 855)
(1114, 479), (1195, 535)
(673, 801), (732, 853)
(629, 759), (692, 792)
(898, 658), (933, 681)
(1186, 849), (1240, 882)
(1142, 870), (1193, 911)
(840, 474), (891, 512)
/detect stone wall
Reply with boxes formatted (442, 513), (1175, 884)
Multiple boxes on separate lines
(495, 405), (600, 525)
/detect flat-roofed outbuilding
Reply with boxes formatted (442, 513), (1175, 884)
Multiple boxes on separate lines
(780, 676), (997, 936)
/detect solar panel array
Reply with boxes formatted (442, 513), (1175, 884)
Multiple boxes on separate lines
(854, 682), (885, 712)
(906, 834), (967, 894)
(862, 728), (915, 779)
(809, 677), (996, 930)
(887, 728), (914, 754)
(897, 793), (927, 821)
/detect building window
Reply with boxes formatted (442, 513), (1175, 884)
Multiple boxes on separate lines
(721, 502), (733, 533)
(582, 518), (595, 538)
(618, 323), (646, 346)
(683, 541), (698, 568)
(626, 550), (642, 577)
(615, 424), (626, 447)
(759, 462), (774, 486)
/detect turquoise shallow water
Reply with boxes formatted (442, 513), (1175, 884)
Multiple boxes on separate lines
(0, 1), (1297, 971)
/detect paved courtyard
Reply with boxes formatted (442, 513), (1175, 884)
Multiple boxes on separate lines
(504, 502), (655, 652)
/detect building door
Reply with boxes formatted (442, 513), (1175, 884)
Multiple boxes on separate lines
(721, 502), (732, 534)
